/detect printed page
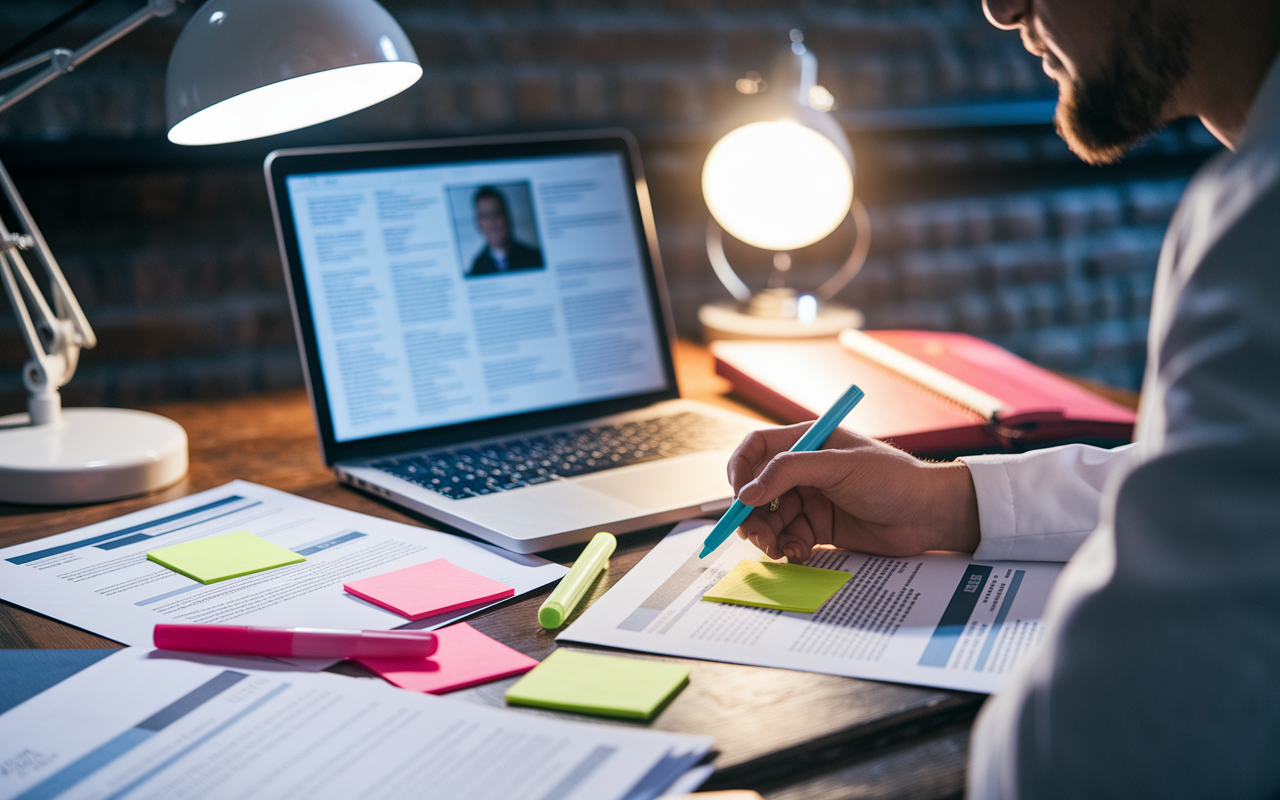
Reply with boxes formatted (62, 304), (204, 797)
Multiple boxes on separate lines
(560, 522), (1063, 694)
(0, 481), (566, 666)
(0, 648), (712, 800)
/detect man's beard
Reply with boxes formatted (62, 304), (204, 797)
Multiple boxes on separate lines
(1052, 2), (1193, 165)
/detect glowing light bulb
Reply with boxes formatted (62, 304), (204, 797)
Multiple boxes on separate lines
(702, 120), (853, 252)
(797, 294), (818, 323)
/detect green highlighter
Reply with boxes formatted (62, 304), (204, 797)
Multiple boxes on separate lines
(538, 531), (616, 629)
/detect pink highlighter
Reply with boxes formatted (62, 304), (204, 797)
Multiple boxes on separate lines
(154, 624), (438, 659)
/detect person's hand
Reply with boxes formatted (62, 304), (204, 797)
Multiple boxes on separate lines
(727, 424), (981, 563)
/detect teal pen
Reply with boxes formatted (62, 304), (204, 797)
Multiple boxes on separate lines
(699, 383), (866, 559)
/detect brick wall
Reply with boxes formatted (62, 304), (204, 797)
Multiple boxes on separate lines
(0, 0), (1056, 141)
(0, 0), (1219, 415)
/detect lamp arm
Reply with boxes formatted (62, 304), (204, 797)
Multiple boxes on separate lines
(0, 236), (45, 361)
(0, 235), (75, 421)
(0, 49), (67, 84)
(0, 0), (176, 423)
(706, 197), (871, 306)
(813, 196), (871, 302)
(0, 0), (177, 115)
(705, 220), (754, 304)
(0, 179), (81, 425)
(1, 150), (93, 425)
(0, 158), (94, 350)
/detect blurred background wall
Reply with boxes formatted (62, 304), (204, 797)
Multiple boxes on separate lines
(0, 0), (1220, 416)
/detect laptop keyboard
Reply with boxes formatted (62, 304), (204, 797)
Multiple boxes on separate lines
(370, 411), (749, 500)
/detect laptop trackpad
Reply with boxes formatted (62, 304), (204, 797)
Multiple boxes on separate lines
(574, 453), (731, 509)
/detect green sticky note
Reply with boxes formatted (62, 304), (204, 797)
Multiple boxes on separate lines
(147, 531), (305, 585)
(505, 649), (689, 720)
(702, 559), (851, 613)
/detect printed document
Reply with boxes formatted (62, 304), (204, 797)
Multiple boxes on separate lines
(0, 481), (566, 666)
(0, 648), (712, 800)
(560, 522), (1064, 693)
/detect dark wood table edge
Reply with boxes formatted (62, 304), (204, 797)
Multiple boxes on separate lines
(701, 693), (986, 791)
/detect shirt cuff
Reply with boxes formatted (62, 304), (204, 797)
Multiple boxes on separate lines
(961, 454), (1020, 561)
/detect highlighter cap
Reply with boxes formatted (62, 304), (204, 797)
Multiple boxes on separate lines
(538, 601), (566, 629)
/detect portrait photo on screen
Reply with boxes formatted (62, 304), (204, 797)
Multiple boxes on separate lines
(448, 181), (546, 279)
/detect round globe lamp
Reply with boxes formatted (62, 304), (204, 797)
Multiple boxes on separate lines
(698, 33), (870, 341)
(702, 120), (853, 252)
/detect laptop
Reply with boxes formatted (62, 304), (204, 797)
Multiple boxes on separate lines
(266, 130), (769, 553)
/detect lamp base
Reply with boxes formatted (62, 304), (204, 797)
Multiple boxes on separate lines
(0, 408), (188, 505)
(699, 301), (864, 342)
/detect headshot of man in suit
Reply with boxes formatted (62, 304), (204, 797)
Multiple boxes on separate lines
(467, 185), (545, 277)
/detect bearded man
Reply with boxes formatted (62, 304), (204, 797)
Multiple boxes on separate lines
(725, 0), (1280, 795)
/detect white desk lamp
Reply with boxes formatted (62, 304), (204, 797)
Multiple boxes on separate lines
(0, 0), (421, 504)
(698, 31), (870, 341)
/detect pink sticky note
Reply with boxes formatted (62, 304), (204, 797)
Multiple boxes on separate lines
(343, 559), (514, 620)
(358, 622), (538, 694)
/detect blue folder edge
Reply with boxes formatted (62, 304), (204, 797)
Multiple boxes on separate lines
(0, 649), (119, 715)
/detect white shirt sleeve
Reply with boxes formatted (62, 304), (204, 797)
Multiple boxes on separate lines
(967, 82), (1280, 797)
(961, 443), (1137, 562)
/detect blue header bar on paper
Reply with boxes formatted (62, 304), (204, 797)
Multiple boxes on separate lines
(917, 564), (992, 669)
(6, 496), (246, 565)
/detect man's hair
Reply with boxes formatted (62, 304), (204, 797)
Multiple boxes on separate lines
(473, 186), (509, 217)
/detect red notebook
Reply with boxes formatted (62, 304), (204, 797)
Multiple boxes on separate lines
(712, 330), (1135, 455)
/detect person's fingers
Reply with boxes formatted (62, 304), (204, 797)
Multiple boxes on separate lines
(725, 425), (809, 490)
(737, 505), (784, 558)
(748, 530), (779, 560)
(783, 485), (844, 562)
(737, 449), (865, 507)
(771, 490), (818, 562)
(728, 424), (880, 494)
(726, 430), (768, 491)
(735, 489), (825, 561)
(775, 521), (817, 562)
(745, 524), (782, 559)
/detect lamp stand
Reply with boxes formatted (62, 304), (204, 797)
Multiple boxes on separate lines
(699, 197), (871, 343)
(0, 408), (187, 505)
(699, 298), (863, 341)
(0, 157), (187, 506)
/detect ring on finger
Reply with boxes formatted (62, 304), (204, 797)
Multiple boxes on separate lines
(768, 498), (780, 512)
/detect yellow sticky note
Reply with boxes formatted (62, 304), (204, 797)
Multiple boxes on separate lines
(702, 559), (851, 613)
(147, 531), (305, 585)
(505, 649), (689, 720)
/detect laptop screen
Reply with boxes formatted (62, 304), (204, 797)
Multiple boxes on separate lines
(270, 135), (677, 458)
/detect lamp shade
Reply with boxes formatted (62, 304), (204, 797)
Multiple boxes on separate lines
(165, 0), (421, 145)
(702, 119), (853, 252)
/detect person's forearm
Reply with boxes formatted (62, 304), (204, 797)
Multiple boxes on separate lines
(920, 461), (981, 553)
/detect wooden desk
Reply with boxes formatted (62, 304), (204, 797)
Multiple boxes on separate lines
(0, 341), (1135, 800)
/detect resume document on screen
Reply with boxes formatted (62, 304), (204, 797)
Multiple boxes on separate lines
(286, 153), (667, 443)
